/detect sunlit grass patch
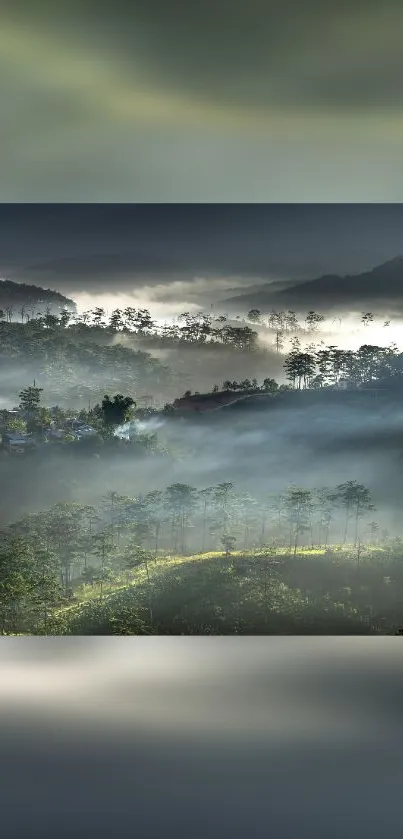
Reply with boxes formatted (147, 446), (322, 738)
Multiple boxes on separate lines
(43, 544), (380, 636)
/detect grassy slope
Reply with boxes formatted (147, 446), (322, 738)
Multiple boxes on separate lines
(44, 547), (384, 636)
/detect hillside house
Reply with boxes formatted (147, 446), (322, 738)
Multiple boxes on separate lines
(172, 390), (251, 413)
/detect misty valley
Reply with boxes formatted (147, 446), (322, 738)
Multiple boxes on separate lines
(2, 276), (403, 634)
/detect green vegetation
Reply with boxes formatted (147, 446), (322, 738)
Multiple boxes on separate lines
(2, 301), (403, 412)
(0, 479), (402, 635)
(0, 315), (175, 407)
(0, 278), (75, 321)
(0, 304), (274, 409)
(283, 340), (402, 390)
(2, 296), (403, 635)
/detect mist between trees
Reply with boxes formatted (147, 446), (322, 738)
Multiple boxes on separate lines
(2, 300), (403, 634)
(2, 478), (403, 636)
(1, 301), (399, 410)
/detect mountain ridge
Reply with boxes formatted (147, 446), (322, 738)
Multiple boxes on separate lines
(221, 257), (403, 312)
(0, 277), (76, 315)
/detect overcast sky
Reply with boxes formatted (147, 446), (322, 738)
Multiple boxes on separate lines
(2, 1), (403, 200)
(2, 205), (403, 296)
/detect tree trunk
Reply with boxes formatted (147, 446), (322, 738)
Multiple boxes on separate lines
(154, 522), (160, 561)
(172, 519), (178, 553)
(293, 521), (300, 557)
(354, 506), (360, 547)
(181, 511), (186, 555)
(260, 517), (266, 546)
(343, 508), (350, 544)
(324, 520), (330, 549)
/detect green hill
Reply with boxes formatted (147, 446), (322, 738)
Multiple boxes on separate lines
(44, 548), (386, 636)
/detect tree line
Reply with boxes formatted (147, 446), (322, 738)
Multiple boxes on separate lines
(0, 305), (259, 350)
(0, 477), (383, 634)
(283, 342), (403, 389)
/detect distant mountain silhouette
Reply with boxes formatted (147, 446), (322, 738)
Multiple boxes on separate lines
(221, 257), (403, 312)
(10, 252), (231, 289)
(218, 278), (297, 300)
(0, 278), (76, 316)
(278, 256), (403, 302)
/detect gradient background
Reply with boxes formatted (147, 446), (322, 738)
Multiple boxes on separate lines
(2, 639), (403, 837)
(1, 0), (403, 200)
(2, 3), (403, 836)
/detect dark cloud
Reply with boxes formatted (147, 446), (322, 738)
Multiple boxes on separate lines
(2, 3), (403, 199)
(2, 206), (403, 302)
(3, 1), (403, 109)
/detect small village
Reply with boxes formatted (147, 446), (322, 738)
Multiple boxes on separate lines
(0, 408), (99, 454)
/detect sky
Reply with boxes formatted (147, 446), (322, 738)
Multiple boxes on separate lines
(3, 204), (403, 291)
(2, 1), (403, 200)
(3, 204), (403, 320)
